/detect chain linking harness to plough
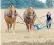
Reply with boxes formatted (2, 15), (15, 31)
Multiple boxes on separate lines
(16, 15), (54, 30)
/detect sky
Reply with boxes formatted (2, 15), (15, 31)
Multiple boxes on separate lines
(38, 0), (46, 3)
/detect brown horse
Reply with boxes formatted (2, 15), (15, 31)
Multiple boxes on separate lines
(23, 7), (36, 32)
(4, 10), (18, 31)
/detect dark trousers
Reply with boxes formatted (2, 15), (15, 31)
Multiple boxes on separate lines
(46, 20), (51, 29)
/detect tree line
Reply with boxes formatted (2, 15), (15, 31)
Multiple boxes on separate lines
(1, 0), (45, 8)
(1, 0), (54, 8)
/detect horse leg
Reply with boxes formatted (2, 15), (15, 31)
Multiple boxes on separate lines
(13, 22), (15, 30)
(30, 24), (34, 31)
(26, 23), (30, 32)
(28, 24), (30, 32)
(10, 23), (12, 30)
(30, 24), (32, 31)
(26, 23), (29, 32)
(7, 23), (9, 31)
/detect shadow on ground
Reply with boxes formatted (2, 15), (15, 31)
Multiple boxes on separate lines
(2, 41), (54, 45)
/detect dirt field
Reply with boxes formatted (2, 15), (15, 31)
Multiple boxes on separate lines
(1, 9), (54, 45)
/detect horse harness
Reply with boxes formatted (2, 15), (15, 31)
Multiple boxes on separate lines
(26, 12), (36, 20)
(7, 10), (17, 17)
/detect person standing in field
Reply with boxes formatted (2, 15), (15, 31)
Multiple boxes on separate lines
(46, 11), (52, 29)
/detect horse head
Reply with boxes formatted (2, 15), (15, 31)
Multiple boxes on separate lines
(9, 5), (15, 16)
(27, 7), (35, 19)
(27, 7), (34, 15)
